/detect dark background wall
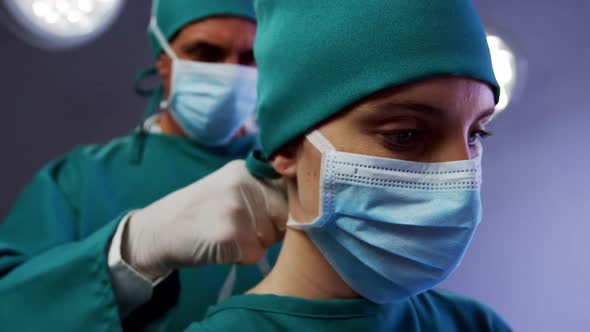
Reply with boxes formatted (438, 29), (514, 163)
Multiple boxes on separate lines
(0, 1), (588, 331)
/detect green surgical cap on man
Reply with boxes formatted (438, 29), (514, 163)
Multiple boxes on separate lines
(148, 0), (256, 58)
(247, 0), (500, 178)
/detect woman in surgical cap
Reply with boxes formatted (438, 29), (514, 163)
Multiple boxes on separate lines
(0, 1), (286, 331)
(184, 0), (512, 331)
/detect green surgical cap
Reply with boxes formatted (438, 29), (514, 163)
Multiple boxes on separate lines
(247, 0), (500, 178)
(148, 0), (256, 58)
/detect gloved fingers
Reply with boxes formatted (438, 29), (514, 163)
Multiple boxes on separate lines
(172, 231), (242, 267)
(234, 230), (267, 265)
(258, 178), (289, 233)
(255, 215), (283, 249)
(269, 177), (288, 197)
(237, 180), (281, 249)
(231, 159), (288, 236)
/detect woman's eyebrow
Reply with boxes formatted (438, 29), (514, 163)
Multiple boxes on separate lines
(475, 108), (496, 122)
(371, 101), (448, 118)
(372, 101), (496, 122)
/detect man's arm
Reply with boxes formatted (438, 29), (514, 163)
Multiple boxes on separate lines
(0, 157), (127, 331)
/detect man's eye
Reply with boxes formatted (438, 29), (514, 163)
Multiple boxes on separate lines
(195, 48), (225, 62)
(185, 44), (227, 63)
(239, 51), (256, 66)
(468, 130), (494, 145)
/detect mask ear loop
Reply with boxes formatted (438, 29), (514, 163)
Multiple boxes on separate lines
(149, 0), (178, 110)
(306, 130), (335, 154)
(286, 131), (336, 229)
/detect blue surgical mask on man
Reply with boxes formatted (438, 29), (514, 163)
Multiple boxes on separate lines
(288, 131), (483, 303)
(149, 15), (258, 146)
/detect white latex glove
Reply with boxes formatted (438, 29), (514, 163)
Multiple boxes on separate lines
(122, 160), (288, 280)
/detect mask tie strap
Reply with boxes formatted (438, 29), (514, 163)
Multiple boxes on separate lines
(149, 18), (177, 60)
(149, 0), (178, 60)
(129, 86), (164, 164)
(216, 265), (237, 304)
(216, 256), (272, 304)
(257, 254), (271, 276)
(133, 67), (159, 97)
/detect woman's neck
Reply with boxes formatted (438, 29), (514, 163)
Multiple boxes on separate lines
(248, 227), (359, 300)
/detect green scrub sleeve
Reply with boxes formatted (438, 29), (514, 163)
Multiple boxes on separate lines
(0, 158), (124, 331)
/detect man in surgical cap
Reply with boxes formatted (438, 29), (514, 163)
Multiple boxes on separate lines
(0, 1), (286, 331)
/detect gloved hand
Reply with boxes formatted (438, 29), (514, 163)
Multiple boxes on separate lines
(122, 160), (288, 280)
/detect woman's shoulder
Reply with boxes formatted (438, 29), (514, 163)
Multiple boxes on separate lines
(409, 289), (512, 332)
(181, 295), (285, 332)
(182, 291), (512, 332)
(182, 294), (381, 332)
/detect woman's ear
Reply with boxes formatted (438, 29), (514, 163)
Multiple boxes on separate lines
(269, 140), (300, 178)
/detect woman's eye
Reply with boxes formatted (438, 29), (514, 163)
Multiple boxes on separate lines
(468, 130), (493, 145)
(384, 130), (423, 146)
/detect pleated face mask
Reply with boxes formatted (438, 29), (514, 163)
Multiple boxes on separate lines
(167, 59), (258, 145)
(288, 131), (483, 303)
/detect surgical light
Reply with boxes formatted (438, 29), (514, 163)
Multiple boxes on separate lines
(486, 33), (524, 113)
(0, 0), (125, 50)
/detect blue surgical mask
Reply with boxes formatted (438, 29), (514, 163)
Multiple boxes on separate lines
(166, 59), (258, 145)
(150, 16), (258, 146)
(288, 131), (483, 303)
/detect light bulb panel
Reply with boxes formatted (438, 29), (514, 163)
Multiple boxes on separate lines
(1, 0), (124, 50)
(486, 33), (525, 113)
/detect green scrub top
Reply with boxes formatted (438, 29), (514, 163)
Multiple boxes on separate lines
(185, 289), (512, 332)
(0, 131), (280, 331)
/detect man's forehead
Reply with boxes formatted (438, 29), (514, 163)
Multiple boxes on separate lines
(175, 16), (256, 47)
